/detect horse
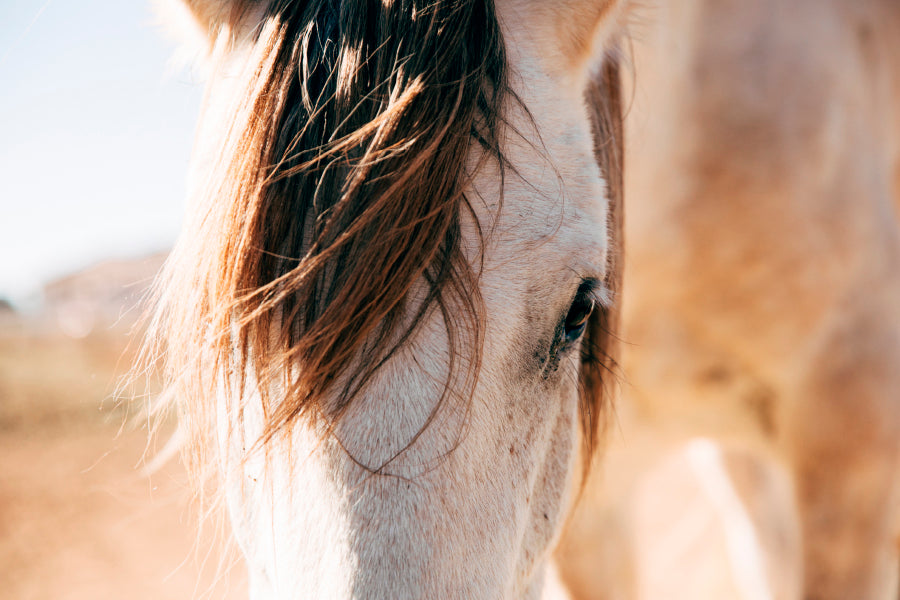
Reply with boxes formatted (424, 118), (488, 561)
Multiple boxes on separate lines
(557, 0), (900, 598)
(146, 0), (631, 596)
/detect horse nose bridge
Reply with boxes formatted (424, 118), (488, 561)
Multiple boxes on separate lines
(333, 450), (519, 599)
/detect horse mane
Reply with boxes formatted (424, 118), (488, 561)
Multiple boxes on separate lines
(146, 0), (506, 473)
(581, 52), (624, 454)
(143, 0), (623, 475)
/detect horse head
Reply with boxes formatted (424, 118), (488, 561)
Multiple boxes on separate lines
(149, 0), (629, 596)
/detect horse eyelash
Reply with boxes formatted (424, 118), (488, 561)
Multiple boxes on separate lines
(581, 277), (612, 310)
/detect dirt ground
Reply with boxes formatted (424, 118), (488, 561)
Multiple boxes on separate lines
(0, 425), (246, 600)
(0, 325), (245, 600)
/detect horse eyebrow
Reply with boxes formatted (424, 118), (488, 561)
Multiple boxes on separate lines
(581, 277), (613, 309)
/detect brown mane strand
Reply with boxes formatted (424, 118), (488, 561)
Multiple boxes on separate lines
(144, 0), (509, 476)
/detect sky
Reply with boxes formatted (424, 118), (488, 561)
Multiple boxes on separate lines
(0, 0), (203, 306)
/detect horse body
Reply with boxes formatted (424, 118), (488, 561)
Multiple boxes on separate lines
(559, 0), (900, 597)
(152, 0), (627, 597)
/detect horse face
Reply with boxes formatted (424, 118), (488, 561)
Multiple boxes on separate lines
(157, 0), (626, 596)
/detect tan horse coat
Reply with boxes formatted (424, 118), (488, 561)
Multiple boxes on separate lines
(560, 0), (900, 598)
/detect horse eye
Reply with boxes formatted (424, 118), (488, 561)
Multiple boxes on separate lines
(563, 283), (596, 343)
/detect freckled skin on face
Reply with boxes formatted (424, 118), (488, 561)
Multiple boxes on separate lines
(530, 321), (568, 381)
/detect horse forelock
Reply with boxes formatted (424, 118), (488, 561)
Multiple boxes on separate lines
(148, 0), (507, 473)
(146, 0), (624, 479)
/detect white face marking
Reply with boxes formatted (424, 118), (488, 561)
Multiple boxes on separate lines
(184, 1), (624, 597)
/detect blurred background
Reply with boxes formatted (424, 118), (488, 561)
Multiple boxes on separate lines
(0, 1), (244, 598)
(3, 1), (896, 599)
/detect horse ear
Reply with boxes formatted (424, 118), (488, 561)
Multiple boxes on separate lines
(154, 0), (259, 55)
(508, 0), (630, 78)
(181, 0), (257, 36)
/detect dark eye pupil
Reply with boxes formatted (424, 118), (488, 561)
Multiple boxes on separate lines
(564, 288), (595, 341)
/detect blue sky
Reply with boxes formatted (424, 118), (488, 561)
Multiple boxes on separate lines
(0, 0), (203, 305)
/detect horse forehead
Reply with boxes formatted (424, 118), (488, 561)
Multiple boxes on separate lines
(473, 70), (609, 280)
